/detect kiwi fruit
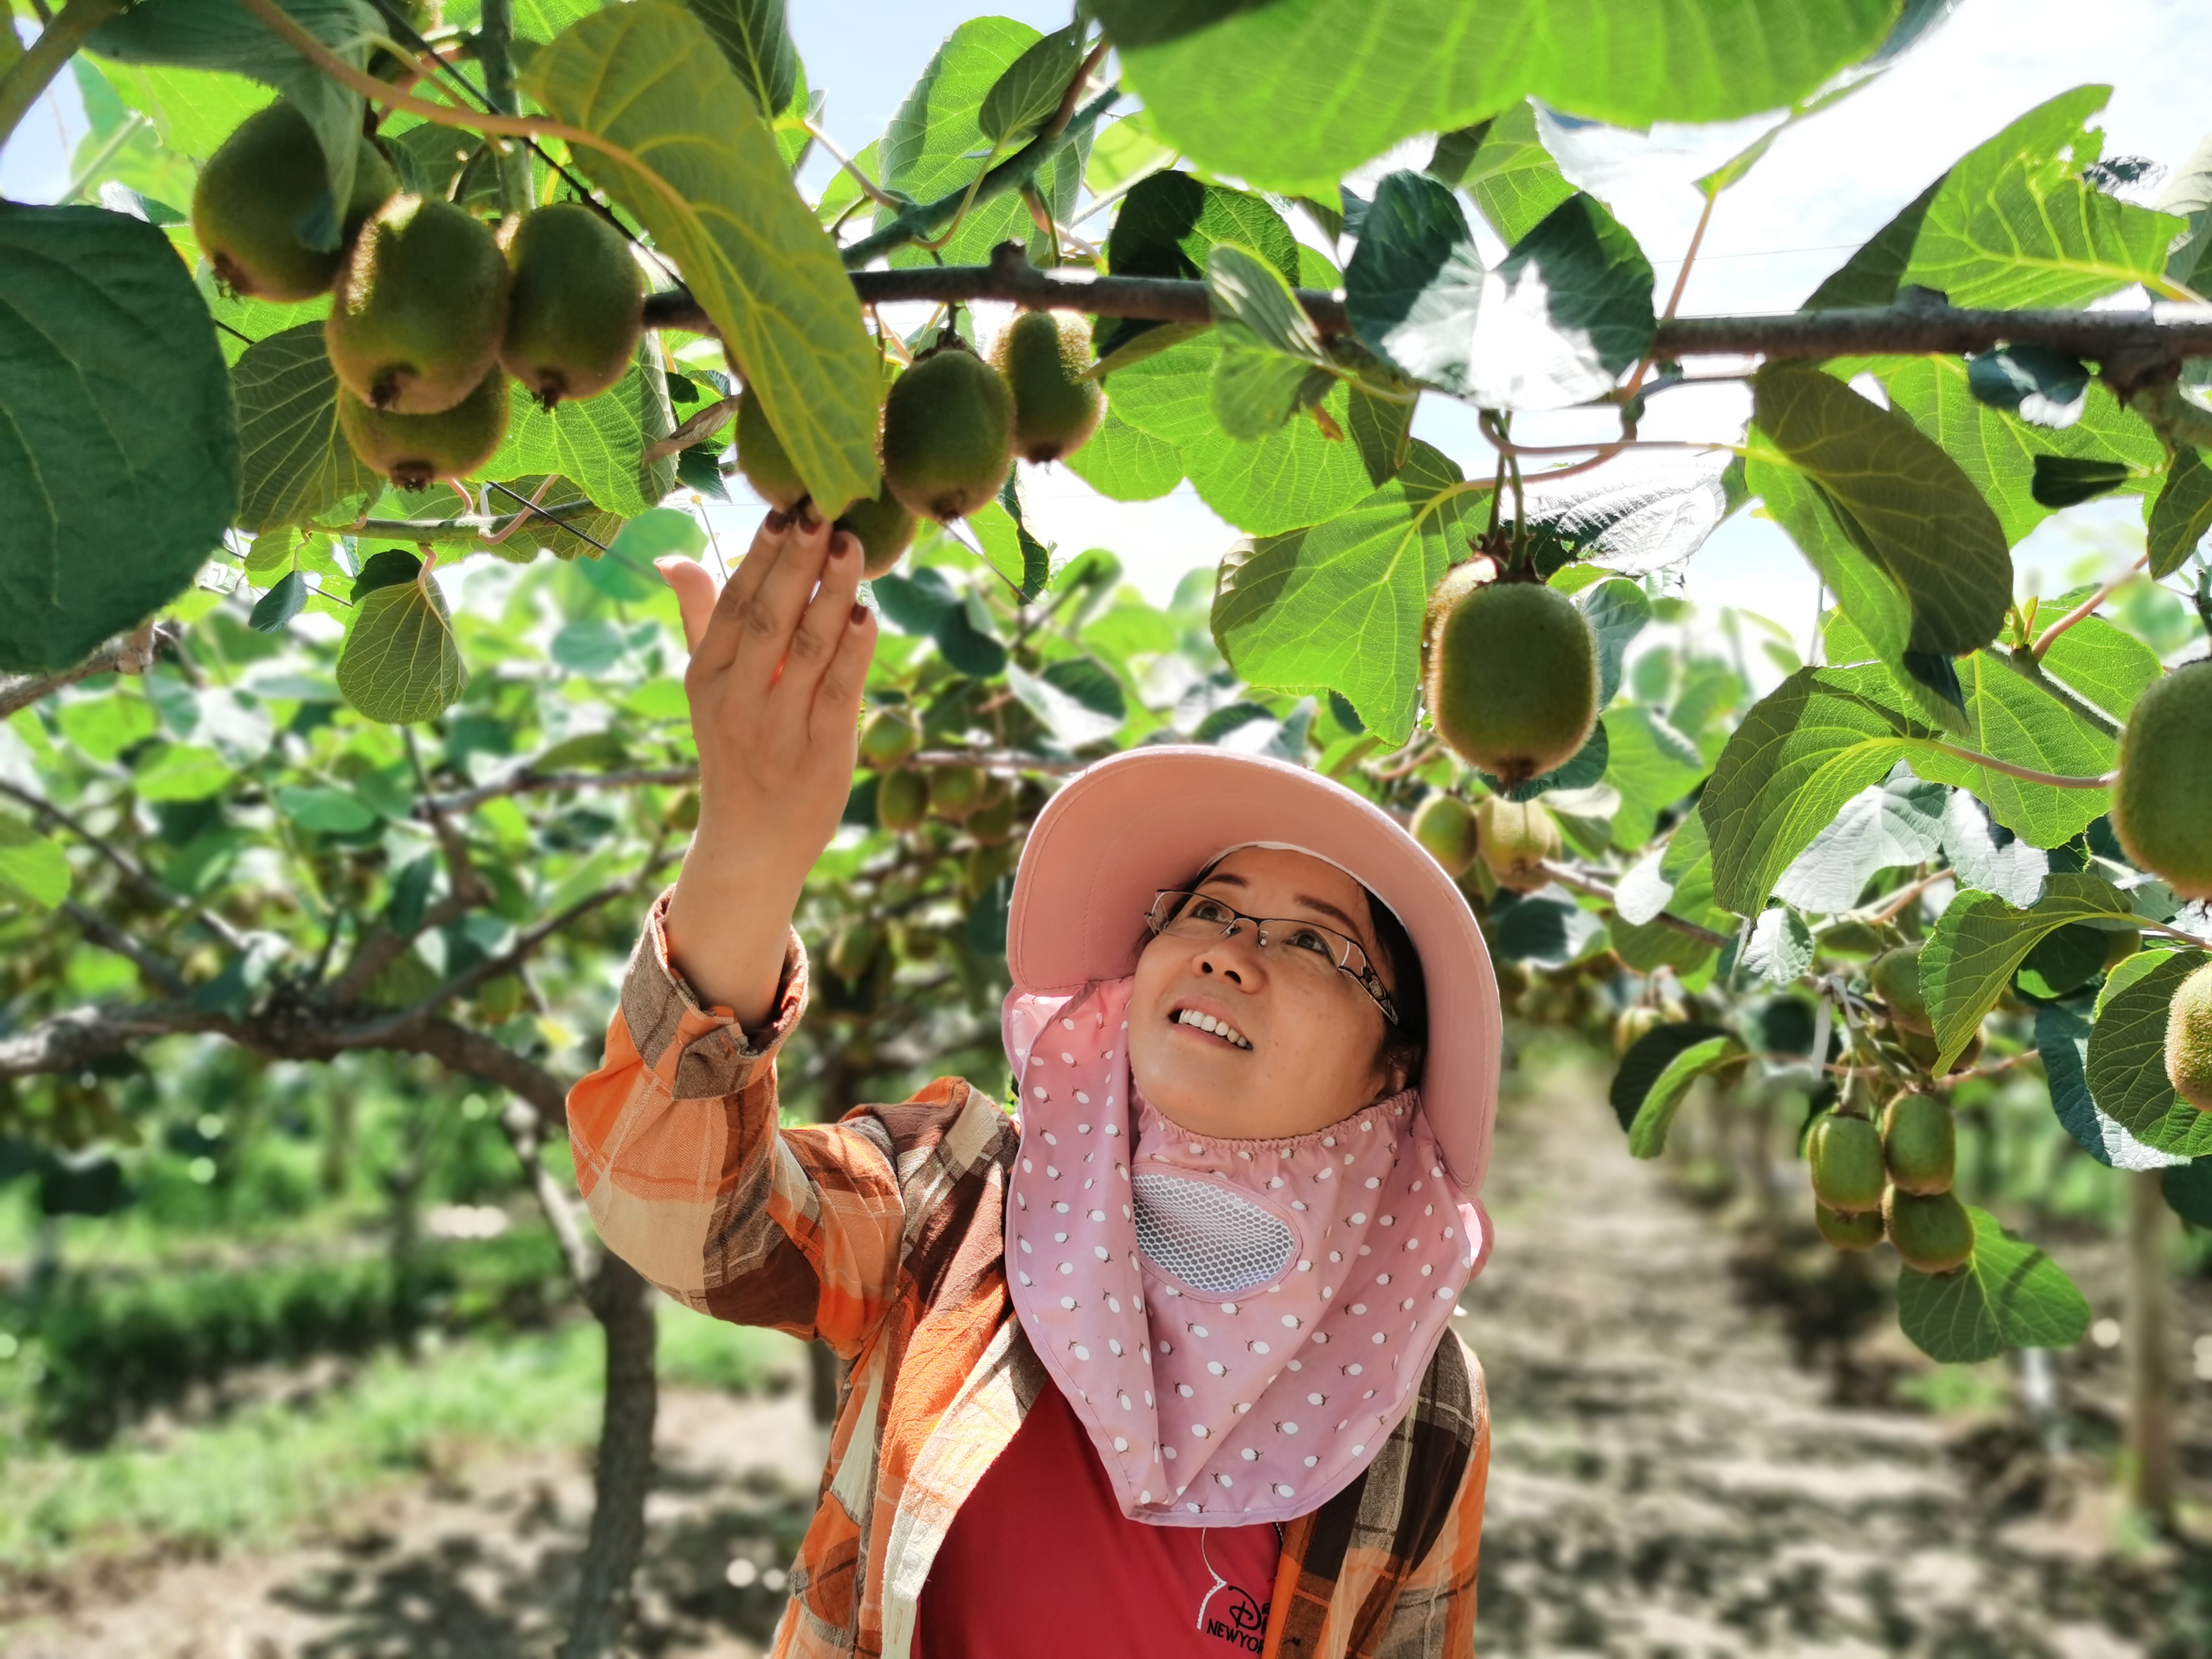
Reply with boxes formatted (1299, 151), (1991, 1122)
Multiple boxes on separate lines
(192, 102), (396, 301)
(1426, 580), (1599, 786)
(1868, 943), (1931, 1036)
(837, 480), (919, 578)
(499, 202), (643, 409)
(1882, 1091), (1955, 1196)
(338, 368), (510, 489)
(1475, 796), (1560, 892)
(327, 193), (508, 414)
(929, 764), (985, 822)
(1885, 1186), (1973, 1275)
(881, 343), (1013, 522)
(877, 768), (928, 832)
(1410, 793), (1480, 878)
(1815, 1203), (1884, 1252)
(2113, 659), (2212, 900)
(736, 387), (806, 511)
(2164, 959), (2212, 1111)
(826, 921), (883, 984)
(1612, 1005), (1661, 1061)
(857, 706), (921, 771)
(1808, 1112), (1885, 1214)
(968, 776), (1017, 842)
(2104, 928), (2142, 972)
(993, 310), (1102, 463)
(1898, 1024), (1982, 1075)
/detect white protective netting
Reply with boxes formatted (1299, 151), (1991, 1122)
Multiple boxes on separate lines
(1131, 1172), (1297, 1295)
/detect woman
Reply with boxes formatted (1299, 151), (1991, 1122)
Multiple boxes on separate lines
(567, 509), (1504, 1657)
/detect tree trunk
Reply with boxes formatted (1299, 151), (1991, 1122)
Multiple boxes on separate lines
(560, 1252), (660, 1659)
(2122, 1169), (2176, 1526)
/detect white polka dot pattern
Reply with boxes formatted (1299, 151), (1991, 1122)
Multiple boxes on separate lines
(1000, 977), (1487, 1530)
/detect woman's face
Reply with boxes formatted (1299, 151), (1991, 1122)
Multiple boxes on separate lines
(1125, 846), (1405, 1141)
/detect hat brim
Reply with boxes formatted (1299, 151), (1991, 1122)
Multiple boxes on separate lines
(1007, 746), (1501, 1198)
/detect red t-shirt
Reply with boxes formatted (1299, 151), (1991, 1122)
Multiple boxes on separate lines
(916, 1379), (1282, 1657)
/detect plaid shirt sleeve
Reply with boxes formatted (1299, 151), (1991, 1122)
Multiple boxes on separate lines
(565, 891), (907, 1356)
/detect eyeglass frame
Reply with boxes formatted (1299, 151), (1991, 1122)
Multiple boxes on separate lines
(1142, 888), (1401, 1027)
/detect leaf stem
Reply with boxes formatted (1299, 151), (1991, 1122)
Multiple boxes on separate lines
(2029, 551), (2151, 659)
(804, 116), (907, 214)
(1925, 743), (2117, 789)
(0, 0), (123, 149)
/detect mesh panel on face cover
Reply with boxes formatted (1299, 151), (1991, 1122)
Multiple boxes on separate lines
(1131, 1172), (1298, 1296)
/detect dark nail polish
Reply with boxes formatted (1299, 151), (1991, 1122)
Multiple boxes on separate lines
(850, 602), (870, 625)
(763, 508), (789, 531)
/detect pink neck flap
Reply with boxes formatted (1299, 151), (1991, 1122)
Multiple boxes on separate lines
(1001, 978), (1490, 1527)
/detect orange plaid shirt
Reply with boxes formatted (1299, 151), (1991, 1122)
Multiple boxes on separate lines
(566, 894), (1490, 1657)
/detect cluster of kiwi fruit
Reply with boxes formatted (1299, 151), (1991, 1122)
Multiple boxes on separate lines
(1411, 789), (1562, 895)
(1808, 1089), (1970, 1273)
(856, 706), (1024, 876)
(736, 310), (1102, 580)
(194, 99), (646, 491)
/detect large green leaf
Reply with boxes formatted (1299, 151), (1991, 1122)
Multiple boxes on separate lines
(1099, 171), (1299, 358)
(1447, 100), (1574, 246)
(488, 343), (677, 518)
(1769, 768), (1944, 913)
(1626, 1034), (1741, 1158)
(1207, 243), (1330, 439)
(336, 572), (469, 724)
(1608, 1021), (1731, 1131)
(871, 17), (1088, 270)
(1344, 170), (1487, 396)
(0, 206), (240, 673)
(1062, 409), (1182, 501)
(88, 0), (377, 246)
(1900, 85), (2186, 309)
(680, 0), (798, 118)
(1895, 1207), (2091, 1364)
(0, 818), (71, 910)
(1746, 446), (1914, 683)
(1105, 332), (1400, 534)
(1752, 364), (2011, 659)
(1868, 356), (2162, 546)
(1210, 443), (1478, 742)
(1803, 174), (1945, 310)
(1465, 193), (1654, 411)
(232, 322), (378, 533)
(523, 0), (877, 517)
(978, 21), (1085, 145)
(1116, 0), (1895, 196)
(91, 62), (273, 161)
(1602, 706), (1707, 849)
(2086, 950), (2212, 1159)
(2148, 448), (2212, 580)
(1920, 873), (2141, 1071)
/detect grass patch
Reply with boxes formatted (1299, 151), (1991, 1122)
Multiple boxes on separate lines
(0, 1303), (796, 1576)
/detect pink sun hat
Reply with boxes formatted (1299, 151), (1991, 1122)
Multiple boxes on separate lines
(1005, 745), (1503, 1200)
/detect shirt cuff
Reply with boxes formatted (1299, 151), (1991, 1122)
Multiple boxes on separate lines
(619, 886), (808, 1099)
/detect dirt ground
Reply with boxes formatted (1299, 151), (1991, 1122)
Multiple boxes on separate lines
(3, 1070), (2207, 1658)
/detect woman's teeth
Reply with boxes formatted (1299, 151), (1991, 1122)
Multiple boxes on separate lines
(1175, 1008), (1251, 1050)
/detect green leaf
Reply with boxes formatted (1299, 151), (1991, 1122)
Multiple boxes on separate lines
(1751, 364), (2011, 659)
(679, 0), (798, 118)
(1580, 577), (1650, 710)
(336, 574), (469, 724)
(1606, 1023), (1737, 1151)
(0, 817), (70, 910)
(1207, 242), (1326, 363)
(592, 507), (703, 600)
(966, 494), (1051, 602)
(523, 0), (878, 516)
(1803, 175), (1946, 310)
(1107, 332), (1401, 534)
(2165, 1159), (2212, 1227)
(249, 571), (309, 632)
(1451, 100), (1574, 246)
(1748, 444), (1915, 693)
(1084, 0), (1270, 50)
(1210, 443), (1479, 742)
(56, 692), (158, 763)
(1964, 344), (2088, 423)
(1343, 170), (1487, 397)
(232, 322), (378, 533)
(1601, 706), (1707, 849)
(134, 742), (232, 802)
(489, 343), (677, 518)
(2029, 455), (2132, 509)
(0, 205), (240, 673)
(1895, 1207), (2091, 1364)
(1007, 656), (1126, 747)
(91, 62), (273, 161)
(274, 783), (378, 833)
(978, 20), (1085, 145)
(1099, 171), (1300, 358)
(2086, 949), (2212, 1159)
(1116, 0), (1895, 196)
(1464, 193), (1654, 410)
(1866, 356), (2162, 546)
(1921, 873), (2140, 1070)
(90, 0), (376, 244)
(1900, 85), (2186, 309)
(1206, 242), (1332, 440)
(1627, 1035), (1741, 1157)
(2148, 448), (2212, 580)
(1740, 906), (1814, 987)
(1062, 409), (1182, 501)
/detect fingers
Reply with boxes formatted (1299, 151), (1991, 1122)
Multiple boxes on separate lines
(657, 556), (722, 653)
(777, 529), (865, 703)
(810, 592), (879, 746)
(683, 507), (797, 672)
(728, 511), (836, 694)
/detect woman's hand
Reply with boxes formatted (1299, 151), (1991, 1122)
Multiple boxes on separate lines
(657, 509), (877, 1028)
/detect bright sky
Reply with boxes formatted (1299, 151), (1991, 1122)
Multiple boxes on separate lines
(4, 0), (2199, 660)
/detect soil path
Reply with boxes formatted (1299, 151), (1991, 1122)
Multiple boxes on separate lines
(2, 1070), (2199, 1657)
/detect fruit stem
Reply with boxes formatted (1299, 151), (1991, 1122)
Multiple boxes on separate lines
(0, 0), (122, 149)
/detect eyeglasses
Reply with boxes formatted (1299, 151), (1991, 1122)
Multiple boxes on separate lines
(1144, 890), (1401, 1025)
